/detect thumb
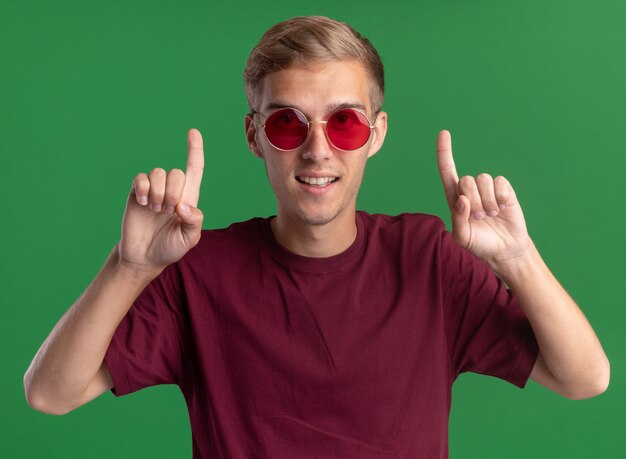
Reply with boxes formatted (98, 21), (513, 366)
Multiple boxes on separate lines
(451, 195), (471, 248)
(176, 202), (204, 239)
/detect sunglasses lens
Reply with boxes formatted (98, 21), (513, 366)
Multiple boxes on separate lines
(264, 108), (309, 150)
(327, 109), (372, 150)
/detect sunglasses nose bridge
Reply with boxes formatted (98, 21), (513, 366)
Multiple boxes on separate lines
(300, 120), (334, 160)
(306, 119), (327, 135)
(307, 119), (334, 147)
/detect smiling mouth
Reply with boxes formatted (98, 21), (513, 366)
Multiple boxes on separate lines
(296, 176), (338, 187)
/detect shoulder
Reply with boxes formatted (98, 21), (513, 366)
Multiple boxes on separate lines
(181, 217), (270, 266)
(359, 210), (444, 227)
(357, 211), (448, 261)
(200, 217), (269, 244)
(358, 211), (446, 240)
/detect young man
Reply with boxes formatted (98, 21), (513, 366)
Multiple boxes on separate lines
(25, 16), (609, 458)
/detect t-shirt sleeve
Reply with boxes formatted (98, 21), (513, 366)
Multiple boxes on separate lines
(104, 262), (188, 396)
(439, 230), (539, 388)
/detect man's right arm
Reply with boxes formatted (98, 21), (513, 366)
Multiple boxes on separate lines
(24, 129), (205, 415)
(23, 250), (162, 414)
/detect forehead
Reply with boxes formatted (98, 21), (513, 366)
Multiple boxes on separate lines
(258, 60), (372, 115)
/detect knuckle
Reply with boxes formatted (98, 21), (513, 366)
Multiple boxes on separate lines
(149, 167), (166, 178)
(166, 169), (186, 187)
(476, 173), (493, 184)
(458, 177), (479, 200)
(149, 184), (165, 198)
(168, 168), (184, 178)
(494, 176), (510, 194)
(134, 182), (149, 194)
(133, 174), (148, 190)
(163, 191), (180, 205)
(496, 189), (510, 200)
(163, 174), (185, 205)
(459, 175), (475, 187)
(494, 175), (509, 186)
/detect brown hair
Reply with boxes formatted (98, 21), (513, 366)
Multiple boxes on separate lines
(244, 16), (384, 113)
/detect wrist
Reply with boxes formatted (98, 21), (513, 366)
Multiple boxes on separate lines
(108, 244), (165, 286)
(486, 240), (545, 286)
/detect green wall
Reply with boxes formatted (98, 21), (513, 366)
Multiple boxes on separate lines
(2, 0), (624, 457)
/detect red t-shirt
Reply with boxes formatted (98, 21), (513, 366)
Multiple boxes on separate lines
(105, 212), (538, 458)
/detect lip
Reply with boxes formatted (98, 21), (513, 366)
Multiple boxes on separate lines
(295, 174), (339, 195)
(295, 172), (339, 178)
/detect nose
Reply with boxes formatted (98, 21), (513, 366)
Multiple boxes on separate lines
(301, 121), (332, 162)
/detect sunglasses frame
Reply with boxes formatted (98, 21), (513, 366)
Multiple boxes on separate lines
(253, 106), (377, 152)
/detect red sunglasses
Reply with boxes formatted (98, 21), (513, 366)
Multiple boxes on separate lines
(255, 107), (376, 151)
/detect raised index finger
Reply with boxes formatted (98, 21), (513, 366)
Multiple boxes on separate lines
(182, 128), (205, 207)
(436, 130), (459, 210)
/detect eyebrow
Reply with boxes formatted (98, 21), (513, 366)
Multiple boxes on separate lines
(262, 101), (368, 115)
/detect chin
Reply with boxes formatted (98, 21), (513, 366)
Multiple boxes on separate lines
(294, 205), (345, 226)
(298, 215), (334, 226)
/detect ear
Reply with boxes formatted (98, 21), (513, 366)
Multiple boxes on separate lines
(366, 111), (388, 159)
(245, 113), (264, 158)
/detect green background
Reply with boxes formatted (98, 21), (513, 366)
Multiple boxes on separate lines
(2, 0), (624, 457)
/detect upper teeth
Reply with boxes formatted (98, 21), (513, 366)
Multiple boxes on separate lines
(298, 176), (336, 186)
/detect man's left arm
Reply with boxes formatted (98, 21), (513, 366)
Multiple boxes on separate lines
(436, 130), (610, 399)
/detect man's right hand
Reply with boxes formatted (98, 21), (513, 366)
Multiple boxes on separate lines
(24, 129), (206, 415)
(118, 128), (205, 271)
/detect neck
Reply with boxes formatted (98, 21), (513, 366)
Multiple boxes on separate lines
(270, 210), (358, 258)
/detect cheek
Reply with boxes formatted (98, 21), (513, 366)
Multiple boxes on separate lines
(263, 155), (292, 187)
(347, 155), (368, 180)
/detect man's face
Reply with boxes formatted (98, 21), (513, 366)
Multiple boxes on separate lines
(245, 60), (387, 227)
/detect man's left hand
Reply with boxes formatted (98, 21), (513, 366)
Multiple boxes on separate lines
(436, 130), (531, 274)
